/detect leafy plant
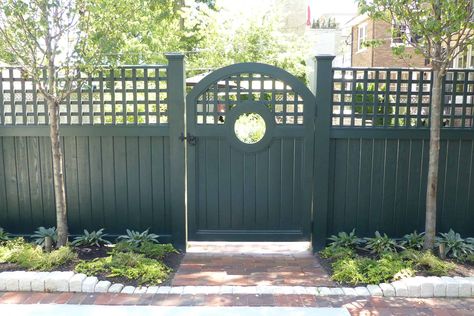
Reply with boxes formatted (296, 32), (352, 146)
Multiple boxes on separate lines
(75, 252), (171, 285)
(328, 229), (362, 249)
(0, 238), (76, 271)
(331, 257), (368, 285)
(436, 230), (474, 259)
(72, 229), (111, 247)
(319, 246), (355, 260)
(402, 250), (455, 276)
(364, 231), (402, 255)
(113, 241), (177, 260)
(117, 229), (159, 246)
(331, 253), (414, 285)
(0, 228), (10, 242)
(400, 231), (425, 251)
(32, 227), (58, 247)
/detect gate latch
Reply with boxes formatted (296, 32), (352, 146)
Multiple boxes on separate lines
(179, 132), (197, 146)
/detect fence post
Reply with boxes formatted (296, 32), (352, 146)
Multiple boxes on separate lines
(312, 55), (335, 251)
(166, 53), (186, 251)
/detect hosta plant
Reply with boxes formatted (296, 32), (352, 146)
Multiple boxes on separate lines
(118, 229), (160, 246)
(72, 229), (111, 247)
(0, 228), (10, 242)
(32, 227), (57, 247)
(436, 230), (474, 259)
(328, 229), (362, 249)
(400, 231), (425, 250)
(364, 231), (403, 255)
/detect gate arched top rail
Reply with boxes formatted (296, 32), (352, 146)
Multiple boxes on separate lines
(187, 62), (316, 109)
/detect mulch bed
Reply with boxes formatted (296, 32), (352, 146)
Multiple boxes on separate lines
(0, 245), (184, 287)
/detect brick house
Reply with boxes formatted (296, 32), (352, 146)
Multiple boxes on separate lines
(349, 15), (427, 67)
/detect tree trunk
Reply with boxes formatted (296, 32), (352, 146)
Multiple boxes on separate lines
(48, 99), (69, 247)
(423, 70), (442, 250)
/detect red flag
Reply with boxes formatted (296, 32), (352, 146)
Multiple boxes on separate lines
(306, 5), (311, 26)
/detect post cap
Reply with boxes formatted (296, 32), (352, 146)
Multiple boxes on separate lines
(314, 55), (336, 61)
(165, 53), (185, 61)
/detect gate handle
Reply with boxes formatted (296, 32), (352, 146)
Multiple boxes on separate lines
(179, 132), (197, 146)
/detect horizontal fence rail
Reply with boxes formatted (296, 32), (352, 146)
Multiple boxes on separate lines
(332, 68), (474, 129)
(0, 65), (168, 126)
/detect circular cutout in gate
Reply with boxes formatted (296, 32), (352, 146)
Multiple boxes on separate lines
(234, 113), (266, 144)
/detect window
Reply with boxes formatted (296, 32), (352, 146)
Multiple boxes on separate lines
(357, 24), (367, 52)
(453, 45), (474, 68)
(391, 21), (416, 46)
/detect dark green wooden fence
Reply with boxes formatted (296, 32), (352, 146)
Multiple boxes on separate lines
(312, 60), (474, 249)
(1, 54), (474, 250)
(0, 54), (186, 248)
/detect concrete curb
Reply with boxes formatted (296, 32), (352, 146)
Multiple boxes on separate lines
(0, 271), (473, 298)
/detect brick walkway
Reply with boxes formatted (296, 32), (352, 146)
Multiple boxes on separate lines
(172, 243), (334, 286)
(0, 292), (473, 315)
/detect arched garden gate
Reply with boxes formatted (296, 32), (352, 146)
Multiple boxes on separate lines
(186, 63), (317, 241)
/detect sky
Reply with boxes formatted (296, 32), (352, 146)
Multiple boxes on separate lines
(311, 0), (359, 18)
(219, 0), (359, 23)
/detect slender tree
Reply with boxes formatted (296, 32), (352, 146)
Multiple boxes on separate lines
(358, 0), (474, 249)
(0, 0), (102, 246)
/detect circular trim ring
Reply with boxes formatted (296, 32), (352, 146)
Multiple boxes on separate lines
(225, 101), (275, 153)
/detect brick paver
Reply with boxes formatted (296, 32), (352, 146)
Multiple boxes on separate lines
(0, 291), (473, 315)
(172, 253), (335, 286)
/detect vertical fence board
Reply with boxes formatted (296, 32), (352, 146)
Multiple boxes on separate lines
(101, 136), (117, 232)
(27, 137), (44, 230)
(138, 136), (153, 231)
(280, 139), (294, 229)
(268, 140), (282, 229)
(218, 139), (232, 229)
(39, 137), (55, 227)
(0, 138), (7, 227)
(205, 138), (219, 229)
(15, 137), (32, 232)
(394, 140), (410, 233)
(63, 137), (80, 232)
(113, 136), (128, 231)
(3, 138), (19, 229)
(76, 136), (92, 230)
(230, 146), (244, 229)
(89, 137), (104, 229)
(126, 137), (140, 230)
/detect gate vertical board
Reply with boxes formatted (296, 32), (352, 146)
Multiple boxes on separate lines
(186, 63), (316, 241)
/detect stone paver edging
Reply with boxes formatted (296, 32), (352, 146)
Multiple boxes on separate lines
(0, 271), (473, 298)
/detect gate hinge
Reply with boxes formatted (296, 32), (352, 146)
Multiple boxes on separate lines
(179, 132), (197, 146)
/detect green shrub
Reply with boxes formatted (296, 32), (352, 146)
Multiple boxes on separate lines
(363, 254), (414, 284)
(331, 257), (368, 285)
(364, 231), (402, 255)
(113, 241), (177, 259)
(436, 230), (474, 259)
(75, 251), (170, 285)
(0, 238), (76, 270)
(117, 229), (159, 246)
(32, 227), (57, 247)
(331, 253), (413, 285)
(72, 229), (111, 247)
(328, 229), (362, 249)
(402, 250), (455, 276)
(400, 231), (425, 251)
(319, 246), (355, 260)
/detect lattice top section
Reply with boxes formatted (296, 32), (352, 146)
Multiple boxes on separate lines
(0, 66), (168, 126)
(332, 68), (474, 129)
(196, 73), (304, 126)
